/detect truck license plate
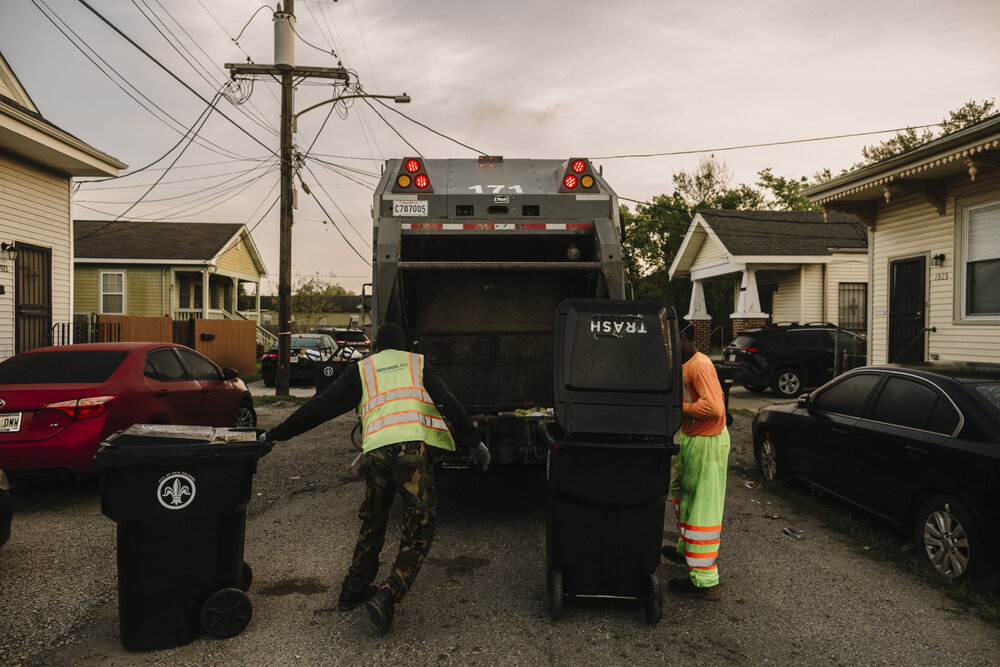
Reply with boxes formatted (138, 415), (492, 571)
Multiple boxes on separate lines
(393, 200), (428, 217)
(0, 412), (22, 432)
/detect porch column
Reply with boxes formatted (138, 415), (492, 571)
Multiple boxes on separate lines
(685, 280), (713, 355)
(231, 277), (239, 314)
(201, 267), (210, 318)
(731, 268), (769, 336)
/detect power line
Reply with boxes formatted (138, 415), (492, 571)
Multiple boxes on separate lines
(593, 124), (942, 160)
(374, 96), (486, 155)
(362, 97), (423, 156)
(74, 0), (279, 159)
(303, 162), (372, 251)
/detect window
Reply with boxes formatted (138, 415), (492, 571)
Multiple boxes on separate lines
(812, 373), (881, 417)
(100, 272), (125, 314)
(963, 199), (1000, 318)
(145, 348), (189, 382)
(177, 349), (220, 381)
(869, 376), (958, 434)
(838, 282), (867, 331)
(0, 350), (127, 384)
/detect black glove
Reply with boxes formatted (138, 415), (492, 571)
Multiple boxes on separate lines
(470, 442), (491, 471)
(258, 431), (271, 443)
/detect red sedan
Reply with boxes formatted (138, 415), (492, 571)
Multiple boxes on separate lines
(0, 343), (256, 476)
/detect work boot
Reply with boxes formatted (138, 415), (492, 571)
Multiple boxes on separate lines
(661, 545), (686, 565)
(338, 583), (377, 611)
(668, 576), (721, 601)
(366, 587), (395, 634)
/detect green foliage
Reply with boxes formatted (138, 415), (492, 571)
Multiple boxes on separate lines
(621, 157), (816, 338)
(854, 98), (997, 168)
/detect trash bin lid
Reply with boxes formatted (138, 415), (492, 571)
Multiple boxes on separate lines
(553, 299), (682, 439)
(93, 424), (270, 467)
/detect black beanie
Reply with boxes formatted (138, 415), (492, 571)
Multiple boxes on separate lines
(375, 322), (407, 352)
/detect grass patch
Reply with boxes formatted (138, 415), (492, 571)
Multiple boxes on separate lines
(746, 468), (1000, 624)
(253, 394), (311, 408)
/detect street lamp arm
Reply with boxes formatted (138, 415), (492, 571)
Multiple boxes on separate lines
(294, 93), (410, 119)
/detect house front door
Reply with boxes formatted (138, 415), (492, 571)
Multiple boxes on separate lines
(888, 256), (926, 363)
(15, 243), (52, 353)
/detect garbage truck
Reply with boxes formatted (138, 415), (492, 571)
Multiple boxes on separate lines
(369, 156), (626, 465)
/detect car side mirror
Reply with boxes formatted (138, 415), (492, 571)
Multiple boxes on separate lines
(797, 394), (811, 409)
(222, 367), (239, 381)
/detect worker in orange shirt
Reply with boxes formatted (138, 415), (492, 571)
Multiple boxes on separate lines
(664, 319), (730, 601)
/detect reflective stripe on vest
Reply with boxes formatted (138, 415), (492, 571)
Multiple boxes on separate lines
(357, 350), (456, 453)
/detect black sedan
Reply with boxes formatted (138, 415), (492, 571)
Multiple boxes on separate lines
(752, 362), (1000, 585)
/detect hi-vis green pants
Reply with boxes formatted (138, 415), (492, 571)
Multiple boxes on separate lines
(669, 429), (730, 587)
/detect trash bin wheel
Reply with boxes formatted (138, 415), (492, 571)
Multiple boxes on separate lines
(643, 574), (663, 625)
(201, 588), (253, 639)
(240, 561), (253, 592)
(548, 569), (564, 621)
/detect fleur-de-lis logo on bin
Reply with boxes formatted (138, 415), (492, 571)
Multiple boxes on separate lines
(157, 472), (196, 510)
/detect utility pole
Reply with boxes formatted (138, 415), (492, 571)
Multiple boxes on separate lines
(225, 0), (348, 395)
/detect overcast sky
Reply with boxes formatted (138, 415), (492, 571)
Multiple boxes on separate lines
(2, 0), (999, 294)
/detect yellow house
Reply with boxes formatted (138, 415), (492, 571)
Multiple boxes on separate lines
(74, 221), (268, 325)
(0, 51), (125, 359)
(669, 210), (869, 350)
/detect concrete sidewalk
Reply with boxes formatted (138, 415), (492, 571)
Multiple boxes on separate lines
(246, 379), (316, 398)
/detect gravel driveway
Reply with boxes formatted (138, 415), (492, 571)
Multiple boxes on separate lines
(1, 407), (997, 666)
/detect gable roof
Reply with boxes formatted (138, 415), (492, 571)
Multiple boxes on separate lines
(700, 210), (867, 255)
(669, 209), (867, 279)
(0, 51), (125, 176)
(74, 221), (266, 275)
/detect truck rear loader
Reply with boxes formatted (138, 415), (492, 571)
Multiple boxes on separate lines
(370, 157), (625, 464)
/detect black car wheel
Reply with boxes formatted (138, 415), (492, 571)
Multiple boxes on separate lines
(235, 400), (257, 428)
(916, 495), (980, 583)
(755, 430), (784, 482)
(771, 367), (804, 397)
(262, 375), (275, 387)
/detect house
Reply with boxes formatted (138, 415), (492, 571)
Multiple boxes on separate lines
(0, 52), (125, 359)
(803, 114), (1000, 364)
(73, 221), (267, 323)
(668, 210), (869, 351)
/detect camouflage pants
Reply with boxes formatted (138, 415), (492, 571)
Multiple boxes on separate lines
(344, 440), (436, 603)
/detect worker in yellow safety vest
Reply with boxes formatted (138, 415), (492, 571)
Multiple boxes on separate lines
(262, 322), (490, 633)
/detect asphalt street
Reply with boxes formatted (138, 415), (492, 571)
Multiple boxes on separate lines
(1, 399), (997, 665)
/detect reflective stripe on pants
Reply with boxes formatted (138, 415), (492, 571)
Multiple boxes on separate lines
(670, 429), (730, 587)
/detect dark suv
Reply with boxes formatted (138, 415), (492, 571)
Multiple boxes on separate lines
(724, 323), (866, 397)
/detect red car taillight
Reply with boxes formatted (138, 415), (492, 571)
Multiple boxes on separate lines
(42, 395), (119, 421)
(263, 352), (278, 359)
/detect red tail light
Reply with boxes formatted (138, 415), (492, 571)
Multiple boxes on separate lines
(405, 159), (421, 173)
(42, 395), (119, 421)
(263, 352), (278, 359)
(415, 174), (429, 189)
(563, 174), (578, 189)
(571, 159), (586, 173)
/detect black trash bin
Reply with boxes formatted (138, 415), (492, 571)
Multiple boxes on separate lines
(545, 299), (682, 625)
(314, 359), (350, 394)
(94, 425), (271, 650)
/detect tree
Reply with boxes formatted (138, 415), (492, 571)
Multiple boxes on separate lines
(853, 98), (996, 168)
(289, 275), (355, 330)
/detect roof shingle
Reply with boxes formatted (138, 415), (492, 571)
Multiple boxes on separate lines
(74, 221), (244, 261)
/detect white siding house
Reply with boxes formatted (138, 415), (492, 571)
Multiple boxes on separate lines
(804, 116), (1000, 365)
(0, 52), (124, 360)
(668, 210), (869, 351)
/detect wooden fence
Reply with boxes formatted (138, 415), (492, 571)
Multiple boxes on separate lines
(94, 315), (257, 378)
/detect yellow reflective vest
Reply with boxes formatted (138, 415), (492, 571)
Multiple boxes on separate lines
(357, 349), (456, 453)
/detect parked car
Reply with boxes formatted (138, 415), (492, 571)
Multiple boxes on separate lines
(314, 327), (371, 356)
(724, 323), (866, 396)
(261, 334), (361, 386)
(752, 362), (1000, 585)
(0, 343), (256, 476)
(0, 468), (11, 548)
